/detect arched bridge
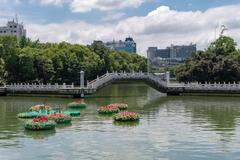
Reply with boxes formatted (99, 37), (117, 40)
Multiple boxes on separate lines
(87, 72), (168, 93)
(1, 71), (240, 97)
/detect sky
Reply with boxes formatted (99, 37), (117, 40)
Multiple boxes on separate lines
(0, 0), (240, 56)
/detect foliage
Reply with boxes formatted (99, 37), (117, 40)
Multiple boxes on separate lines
(176, 36), (240, 83)
(113, 112), (140, 121)
(29, 104), (52, 112)
(97, 105), (120, 114)
(0, 36), (147, 84)
(108, 103), (128, 110)
(24, 116), (56, 130)
(48, 113), (72, 124)
(67, 100), (87, 108)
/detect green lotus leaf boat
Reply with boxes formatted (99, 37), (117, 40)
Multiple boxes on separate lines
(63, 110), (80, 117)
(48, 113), (72, 124)
(17, 111), (39, 118)
(67, 100), (87, 108)
(24, 116), (56, 131)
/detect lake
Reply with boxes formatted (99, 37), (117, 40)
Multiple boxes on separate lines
(0, 83), (240, 160)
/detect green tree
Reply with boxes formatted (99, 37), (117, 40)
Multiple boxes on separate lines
(176, 36), (240, 83)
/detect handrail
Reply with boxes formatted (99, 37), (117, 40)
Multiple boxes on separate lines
(4, 72), (240, 93)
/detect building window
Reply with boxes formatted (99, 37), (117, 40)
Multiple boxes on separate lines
(14, 31), (17, 33)
(14, 26), (17, 28)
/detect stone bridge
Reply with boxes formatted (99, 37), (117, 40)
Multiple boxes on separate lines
(1, 71), (240, 97)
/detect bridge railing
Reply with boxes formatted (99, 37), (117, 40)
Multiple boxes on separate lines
(167, 82), (240, 90)
(87, 71), (168, 90)
(183, 82), (240, 90)
(5, 83), (75, 91)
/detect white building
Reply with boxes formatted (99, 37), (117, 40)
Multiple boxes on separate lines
(0, 20), (26, 40)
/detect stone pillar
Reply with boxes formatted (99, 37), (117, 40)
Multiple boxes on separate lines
(80, 71), (84, 89)
(71, 83), (74, 89)
(165, 71), (170, 86)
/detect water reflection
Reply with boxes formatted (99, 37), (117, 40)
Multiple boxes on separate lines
(0, 83), (240, 159)
(144, 95), (240, 146)
(24, 130), (56, 140)
(113, 121), (140, 128)
(56, 123), (72, 129)
(97, 114), (114, 121)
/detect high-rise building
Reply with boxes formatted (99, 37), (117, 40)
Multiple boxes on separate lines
(147, 43), (196, 68)
(0, 20), (26, 40)
(148, 44), (196, 60)
(104, 37), (137, 53)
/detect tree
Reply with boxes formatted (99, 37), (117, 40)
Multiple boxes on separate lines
(176, 36), (240, 83)
(0, 36), (147, 84)
(207, 36), (236, 56)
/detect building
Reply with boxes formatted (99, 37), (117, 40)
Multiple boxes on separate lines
(104, 37), (137, 53)
(147, 43), (196, 68)
(0, 20), (26, 40)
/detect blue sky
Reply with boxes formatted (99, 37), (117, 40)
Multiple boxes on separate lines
(5, 0), (240, 23)
(1, 0), (240, 56)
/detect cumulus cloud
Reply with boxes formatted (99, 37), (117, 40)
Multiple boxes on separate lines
(26, 4), (240, 56)
(70, 0), (146, 13)
(32, 0), (69, 6)
(101, 12), (126, 22)
(27, 0), (147, 12)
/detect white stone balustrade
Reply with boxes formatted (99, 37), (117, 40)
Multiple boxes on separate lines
(3, 71), (240, 96)
(6, 83), (75, 91)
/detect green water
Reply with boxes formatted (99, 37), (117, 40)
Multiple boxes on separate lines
(1, 83), (240, 160)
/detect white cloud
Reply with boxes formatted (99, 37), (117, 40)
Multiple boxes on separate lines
(33, 0), (68, 6)
(25, 4), (240, 56)
(70, 0), (146, 13)
(27, 0), (147, 12)
(101, 12), (126, 22)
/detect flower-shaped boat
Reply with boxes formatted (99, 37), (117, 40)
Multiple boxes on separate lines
(108, 103), (128, 110)
(48, 113), (72, 124)
(67, 100), (87, 108)
(97, 105), (120, 114)
(24, 116), (56, 131)
(113, 112), (140, 122)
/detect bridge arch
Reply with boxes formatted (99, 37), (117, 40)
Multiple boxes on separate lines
(87, 72), (169, 94)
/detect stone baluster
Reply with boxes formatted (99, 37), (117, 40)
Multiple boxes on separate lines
(165, 71), (170, 87)
(72, 83), (74, 89)
(80, 71), (84, 89)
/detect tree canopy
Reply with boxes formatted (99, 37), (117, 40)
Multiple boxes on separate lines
(0, 36), (147, 84)
(176, 36), (240, 83)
